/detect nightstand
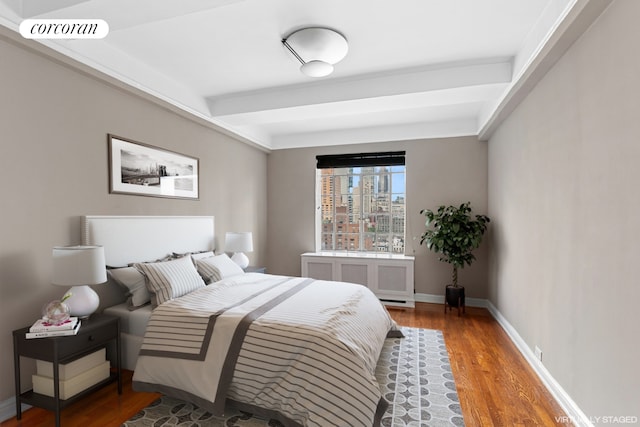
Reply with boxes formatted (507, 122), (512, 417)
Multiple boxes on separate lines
(13, 314), (121, 427)
(244, 266), (266, 273)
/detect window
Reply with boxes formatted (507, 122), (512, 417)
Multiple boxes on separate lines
(316, 152), (406, 254)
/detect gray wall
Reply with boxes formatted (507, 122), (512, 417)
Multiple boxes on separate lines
(488, 0), (639, 420)
(0, 34), (267, 402)
(267, 137), (489, 298)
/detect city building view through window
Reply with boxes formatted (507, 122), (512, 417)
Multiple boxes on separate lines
(318, 165), (406, 254)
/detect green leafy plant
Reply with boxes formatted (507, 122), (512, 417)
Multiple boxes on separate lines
(419, 202), (490, 288)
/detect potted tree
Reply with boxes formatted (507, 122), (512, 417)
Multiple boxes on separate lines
(419, 202), (490, 315)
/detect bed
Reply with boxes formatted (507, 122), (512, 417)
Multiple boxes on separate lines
(82, 215), (401, 427)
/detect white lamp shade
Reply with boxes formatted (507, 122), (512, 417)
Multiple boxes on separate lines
(52, 245), (107, 286)
(225, 232), (253, 253)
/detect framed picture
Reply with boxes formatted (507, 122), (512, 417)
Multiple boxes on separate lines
(108, 134), (199, 200)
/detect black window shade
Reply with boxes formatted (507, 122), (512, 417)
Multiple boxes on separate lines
(316, 151), (406, 169)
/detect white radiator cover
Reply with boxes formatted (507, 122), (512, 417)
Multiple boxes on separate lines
(301, 252), (415, 307)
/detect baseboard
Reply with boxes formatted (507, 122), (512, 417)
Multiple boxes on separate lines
(414, 292), (488, 308)
(485, 301), (592, 427)
(0, 397), (29, 423)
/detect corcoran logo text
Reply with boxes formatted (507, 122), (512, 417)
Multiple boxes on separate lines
(19, 19), (109, 39)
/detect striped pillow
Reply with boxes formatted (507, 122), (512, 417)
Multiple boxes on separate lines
(196, 254), (244, 283)
(135, 255), (205, 307)
(107, 266), (150, 308)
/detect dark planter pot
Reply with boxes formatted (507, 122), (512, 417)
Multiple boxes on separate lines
(444, 285), (466, 316)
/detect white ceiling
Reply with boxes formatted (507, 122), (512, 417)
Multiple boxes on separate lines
(0, 0), (605, 150)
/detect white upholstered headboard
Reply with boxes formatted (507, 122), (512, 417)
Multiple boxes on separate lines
(82, 215), (214, 267)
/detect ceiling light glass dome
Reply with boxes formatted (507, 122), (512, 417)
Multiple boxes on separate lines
(282, 27), (348, 77)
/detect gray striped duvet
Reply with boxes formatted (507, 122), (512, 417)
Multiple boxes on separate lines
(132, 273), (400, 427)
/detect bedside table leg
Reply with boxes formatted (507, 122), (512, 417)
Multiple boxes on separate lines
(53, 347), (61, 427)
(116, 322), (122, 394)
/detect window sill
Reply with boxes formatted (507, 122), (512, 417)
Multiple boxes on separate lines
(302, 251), (414, 261)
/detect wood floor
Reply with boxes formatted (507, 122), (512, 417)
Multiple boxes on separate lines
(2, 303), (569, 427)
(388, 303), (570, 426)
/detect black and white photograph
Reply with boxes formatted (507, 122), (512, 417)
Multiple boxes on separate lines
(108, 134), (199, 199)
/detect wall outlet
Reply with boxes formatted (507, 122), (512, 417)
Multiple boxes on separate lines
(534, 346), (543, 361)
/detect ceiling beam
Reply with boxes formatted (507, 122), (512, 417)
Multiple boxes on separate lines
(214, 84), (508, 127)
(270, 117), (479, 150)
(207, 60), (512, 118)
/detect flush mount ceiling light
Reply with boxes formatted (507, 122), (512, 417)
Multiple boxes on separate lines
(282, 27), (348, 77)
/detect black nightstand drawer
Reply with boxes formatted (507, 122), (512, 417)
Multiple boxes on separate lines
(57, 321), (118, 360)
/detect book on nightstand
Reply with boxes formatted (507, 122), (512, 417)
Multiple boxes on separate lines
(29, 317), (79, 333)
(25, 321), (80, 339)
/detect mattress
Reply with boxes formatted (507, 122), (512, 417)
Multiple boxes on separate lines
(104, 302), (152, 337)
(103, 303), (153, 371)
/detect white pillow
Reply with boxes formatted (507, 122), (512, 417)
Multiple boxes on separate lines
(107, 267), (150, 308)
(135, 255), (206, 307)
(196, 254), (244, 283)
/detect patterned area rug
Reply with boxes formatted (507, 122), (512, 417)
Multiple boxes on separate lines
(122, 327), (464, 427)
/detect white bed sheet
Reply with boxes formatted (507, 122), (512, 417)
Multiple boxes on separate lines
(103, 302), (153, 337)
(103, 303), (153, 371)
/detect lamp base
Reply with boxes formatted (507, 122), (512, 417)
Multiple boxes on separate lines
(231, 252), (249, 269)
(63, 285), (100, 318)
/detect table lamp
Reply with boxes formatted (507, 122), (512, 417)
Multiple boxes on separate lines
(52, 245), (107, 318)
(225, 232), (253, 269)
